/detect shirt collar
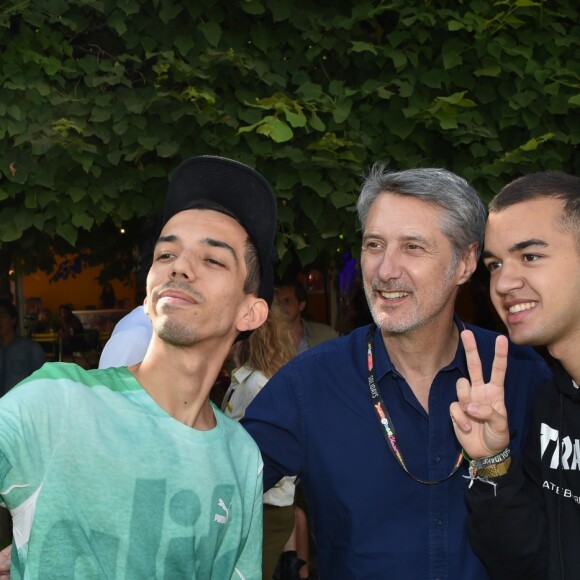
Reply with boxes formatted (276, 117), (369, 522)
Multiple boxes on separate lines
(231, 365), (254, 384)
(372, 314), (468, 382)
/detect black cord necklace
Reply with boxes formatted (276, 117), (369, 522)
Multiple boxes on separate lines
(366, 325), (463, 485)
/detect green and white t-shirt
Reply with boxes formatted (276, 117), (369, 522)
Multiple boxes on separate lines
(0, 363), (263, 579)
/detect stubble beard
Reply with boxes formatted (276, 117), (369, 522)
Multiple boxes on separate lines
(155, 316), (199, 347)
(363, 262), (458, 335)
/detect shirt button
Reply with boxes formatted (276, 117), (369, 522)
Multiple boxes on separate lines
(434, 455), (441, 463)
(436, 519), (442, 526)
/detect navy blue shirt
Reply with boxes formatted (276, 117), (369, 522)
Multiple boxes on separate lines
(242, 321), (551, 580)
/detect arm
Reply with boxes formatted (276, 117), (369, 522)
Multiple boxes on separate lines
(0, 545), (10, 580)
(241, 368), (304, 491)
(451, 330), (548, 578)
(229, 455), (263, 579)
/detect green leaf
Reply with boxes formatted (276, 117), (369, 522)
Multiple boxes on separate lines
(350, 41), (378, 56)
(257, 118), (293, 143)
(442, 50), (462, 70)
(330, 190), (355, 209)
(448, 20), (464, 31)
(284, 110), (307, 128)
(7, 105), (22, 121)
(241, 0), (266, 15)
(157, 141), (180, 157)
(159, 2), (183, 24)
(0, 221), (22, 242)
(198, 21), (222, 47)
(474, 65), (501, 78)
(309, 113), (325, 132)
(108, 10), (127, 36)
(56, 223), (77, 246)
(297, 82), (323, 101)
(69, 187), (86, 203)
(72, 213), (95, 230)
(333, 100), (352, 124)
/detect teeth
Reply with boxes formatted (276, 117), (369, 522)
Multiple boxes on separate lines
(509, 302), (536, 314)
(380, 291), (408, 299)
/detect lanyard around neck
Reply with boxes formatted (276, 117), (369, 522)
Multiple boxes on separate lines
(366, 325), (463, 485)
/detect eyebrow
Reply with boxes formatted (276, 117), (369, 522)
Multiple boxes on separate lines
(155, 234), (238, 262)
(482, 238), (548, 260)
(362, 232), (431, 245)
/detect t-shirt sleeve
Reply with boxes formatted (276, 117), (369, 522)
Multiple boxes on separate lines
(0, 376), (65, 509)
(230, 453), (263, 579)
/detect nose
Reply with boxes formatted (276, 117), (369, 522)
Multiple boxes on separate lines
(169, 252), (195, 281)
(492, 262), (524, 295)
(376, 248), (403, 281)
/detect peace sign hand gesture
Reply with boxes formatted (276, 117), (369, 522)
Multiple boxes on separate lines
(450, 330), (510, 459)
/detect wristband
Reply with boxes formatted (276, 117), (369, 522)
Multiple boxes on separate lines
(463, 448), (511, 482)
(476, 457), (512, 478)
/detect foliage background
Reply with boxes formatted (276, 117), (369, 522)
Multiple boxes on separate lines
(1, 0), (579, 288)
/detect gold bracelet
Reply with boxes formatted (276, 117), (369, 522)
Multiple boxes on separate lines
(476, 457), (512, 478)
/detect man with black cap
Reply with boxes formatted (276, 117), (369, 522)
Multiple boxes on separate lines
(0, 156), (277, 578)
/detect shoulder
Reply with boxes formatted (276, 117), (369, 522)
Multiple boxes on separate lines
(215, 406), (262, 452)
(273, 325), (367, 383)
(303, 319), (338, 343)
(0, 363), (95, 415)
(11, 335), (44, 354)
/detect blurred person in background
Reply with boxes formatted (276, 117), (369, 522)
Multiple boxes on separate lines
(0, 299), (44, 397)
(57, 303), (87, 356)
(99, 282), (117, 309)
(275, 280), (337, 354)
(32, 308), (55, 334)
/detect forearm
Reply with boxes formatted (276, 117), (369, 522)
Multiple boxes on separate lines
(466, 457), (548, 579)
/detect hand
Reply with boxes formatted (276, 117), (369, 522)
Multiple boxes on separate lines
(0, 544), (11, 579)
(450, 330), (510, 459)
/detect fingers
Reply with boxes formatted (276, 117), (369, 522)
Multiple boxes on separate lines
(0, 545), (11, 572)
(489, 334), (508, 389)
(456, 375), (472, 407)
(450, 400), (472, 432)
(461, 330), (484, 386)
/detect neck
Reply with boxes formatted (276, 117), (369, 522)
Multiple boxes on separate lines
(547, 329), (580, 384)
(380, 316), (459, 412)
(0, 333), (14, 347)
(130, 336), (234, 430)
(292, 318), (304, 346)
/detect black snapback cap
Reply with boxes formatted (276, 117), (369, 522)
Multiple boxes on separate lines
(163, 155), (277, 306)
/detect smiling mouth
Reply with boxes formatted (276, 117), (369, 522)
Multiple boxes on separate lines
(380, 291), (409, 299)
(508, 302), (537, 314)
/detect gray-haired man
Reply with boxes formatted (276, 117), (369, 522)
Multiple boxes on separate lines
(242, 164), (550, 579)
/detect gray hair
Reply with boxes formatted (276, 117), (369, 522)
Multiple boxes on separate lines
(357, 163), (487, 260)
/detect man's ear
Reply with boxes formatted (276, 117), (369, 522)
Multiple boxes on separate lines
(457, 242), (479, 285)
(236, 298), (269, 333)
(298, 300), (306, 314)
(143, 296), (150, 316)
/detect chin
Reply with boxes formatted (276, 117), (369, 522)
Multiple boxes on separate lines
(506, 328), (541, 347)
